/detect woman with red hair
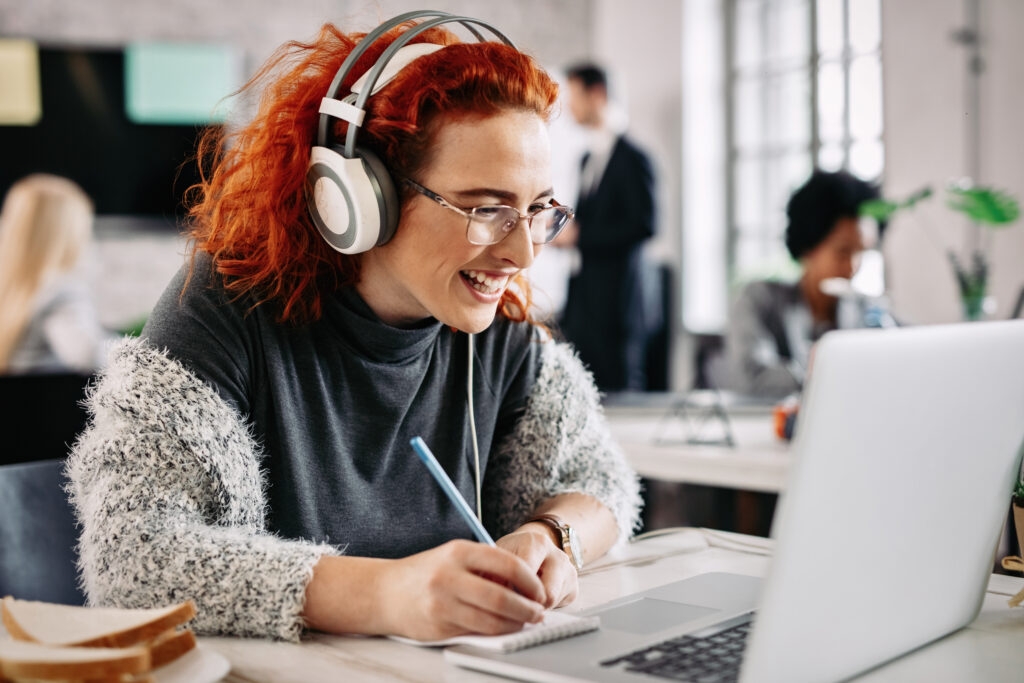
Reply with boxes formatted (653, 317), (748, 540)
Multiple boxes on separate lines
(68, 16), (640, 642)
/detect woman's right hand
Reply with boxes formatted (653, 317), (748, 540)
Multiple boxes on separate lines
(379, 540), (547, 641)
(302, 540), (547, 641)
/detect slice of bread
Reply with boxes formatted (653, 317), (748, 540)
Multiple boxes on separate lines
(147, 629), (196, 669)
(0, 629), (194, 681)
(0, 640), (149, 681)
(1, 599), (195, 649)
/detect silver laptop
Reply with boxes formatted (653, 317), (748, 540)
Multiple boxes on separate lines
(447, 320), (1024, 682)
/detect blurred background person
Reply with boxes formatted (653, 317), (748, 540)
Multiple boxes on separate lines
(722, 169), (882, 399)
(555, 62), (657, 392)
(0, 174), (114, 375)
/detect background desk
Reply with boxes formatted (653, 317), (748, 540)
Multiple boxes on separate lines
(198, 530), (1024, 682)
(606, 408), (791, 493)
(605, 396), (792, 535)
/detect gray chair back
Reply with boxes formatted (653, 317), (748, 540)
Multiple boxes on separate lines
(0, 459), (86, 605)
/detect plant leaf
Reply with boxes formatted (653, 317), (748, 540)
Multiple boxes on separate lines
(902, 186), (933, 207)
(859, 186), (933, 221)
(947, 187), (1020, 226)
(859, 199), (900, 221)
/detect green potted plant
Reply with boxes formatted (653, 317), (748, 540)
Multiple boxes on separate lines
(945, 185), (1020, 320)
(860, 183), (1020, 321)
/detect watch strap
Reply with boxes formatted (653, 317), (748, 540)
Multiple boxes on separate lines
(527, 514), (566, 545)
(525, 514), (582, 569)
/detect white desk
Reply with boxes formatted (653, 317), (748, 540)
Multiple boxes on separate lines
(199, 529), (1024, 682)
(606, 405), (792, 493)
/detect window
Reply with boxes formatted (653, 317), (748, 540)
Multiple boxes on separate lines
(727, 0), (883, 283)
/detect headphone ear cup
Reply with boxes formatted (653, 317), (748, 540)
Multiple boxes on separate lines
(354, 145), (400, 246)
(306, 145), (397, 254)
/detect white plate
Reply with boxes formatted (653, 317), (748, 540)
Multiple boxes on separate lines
(154, 644), (230, 683)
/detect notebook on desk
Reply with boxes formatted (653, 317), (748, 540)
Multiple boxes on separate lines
(392, 611), (600, 653)
(447, 320), (1024, 683)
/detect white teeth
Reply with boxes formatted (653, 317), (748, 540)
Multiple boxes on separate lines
(462, 270), (507, 295)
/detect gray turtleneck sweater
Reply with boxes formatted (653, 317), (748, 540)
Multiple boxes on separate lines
(142, 254), (541, 557)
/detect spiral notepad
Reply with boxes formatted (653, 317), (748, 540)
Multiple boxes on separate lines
(391, 611), (600, 653)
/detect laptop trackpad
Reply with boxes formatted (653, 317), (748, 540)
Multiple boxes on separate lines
(598, 598), (718, 635)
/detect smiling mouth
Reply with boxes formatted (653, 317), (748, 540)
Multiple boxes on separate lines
(461, 270), (508, 296)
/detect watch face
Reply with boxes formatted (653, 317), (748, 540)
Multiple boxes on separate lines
(566, 527), (583, 569)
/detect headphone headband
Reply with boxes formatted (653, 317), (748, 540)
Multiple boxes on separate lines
(316, 11), (515, 156)
(307, 11), (517, 255)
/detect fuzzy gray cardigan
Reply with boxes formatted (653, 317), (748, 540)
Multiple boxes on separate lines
(66, 337), (642, 641)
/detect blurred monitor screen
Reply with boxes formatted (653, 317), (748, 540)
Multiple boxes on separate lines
(0, 46), (218, 220)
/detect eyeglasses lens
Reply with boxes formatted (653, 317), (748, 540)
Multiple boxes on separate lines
(467, 207), (570, 246)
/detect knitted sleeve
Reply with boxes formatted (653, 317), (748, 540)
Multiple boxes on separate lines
(65, 338), (339, 641)
(483, 340), (643, 546)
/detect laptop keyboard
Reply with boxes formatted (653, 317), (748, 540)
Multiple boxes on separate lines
(599, 614), (752, 682)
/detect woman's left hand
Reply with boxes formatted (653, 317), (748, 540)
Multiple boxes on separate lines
(496, 525), (579, 609)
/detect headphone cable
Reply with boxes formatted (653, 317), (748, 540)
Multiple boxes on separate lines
(467, 332), (482, 522)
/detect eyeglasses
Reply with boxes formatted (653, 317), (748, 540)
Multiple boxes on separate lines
(403, 178), (574, 246)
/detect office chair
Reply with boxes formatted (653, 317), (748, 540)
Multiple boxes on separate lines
(644, 263), (675, 391)
(0, 459), (87, 605)
(0, 372), (92, 466)
(692, 333), (725, 390)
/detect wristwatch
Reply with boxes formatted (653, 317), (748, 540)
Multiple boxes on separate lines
(526, 514), (583, 570)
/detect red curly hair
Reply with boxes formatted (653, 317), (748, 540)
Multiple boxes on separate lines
(185, 21), (559, 324)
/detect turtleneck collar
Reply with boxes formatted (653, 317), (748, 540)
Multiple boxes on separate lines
(327, 286), (444, 364)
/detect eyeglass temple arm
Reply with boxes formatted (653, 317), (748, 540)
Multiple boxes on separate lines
(403, 178), (470, 216)
(405, 177), (573, 221)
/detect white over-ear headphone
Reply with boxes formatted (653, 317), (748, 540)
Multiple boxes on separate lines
(306, 11), (515, 254)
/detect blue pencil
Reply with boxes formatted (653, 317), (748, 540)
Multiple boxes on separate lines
(410, 436), (496, 547)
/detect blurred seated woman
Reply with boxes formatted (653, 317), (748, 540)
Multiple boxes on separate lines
(0, 174), (112, 374)
(723, 170), (880, 399)
(66, 15), (641, 643)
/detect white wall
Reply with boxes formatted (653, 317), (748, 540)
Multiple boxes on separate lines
(882, 0), (1024, 324)
(0, 0), (589, 81)
(590, 0), (684, 268)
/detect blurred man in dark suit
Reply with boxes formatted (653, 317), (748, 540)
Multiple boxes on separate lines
(556, 63), (657, 391)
